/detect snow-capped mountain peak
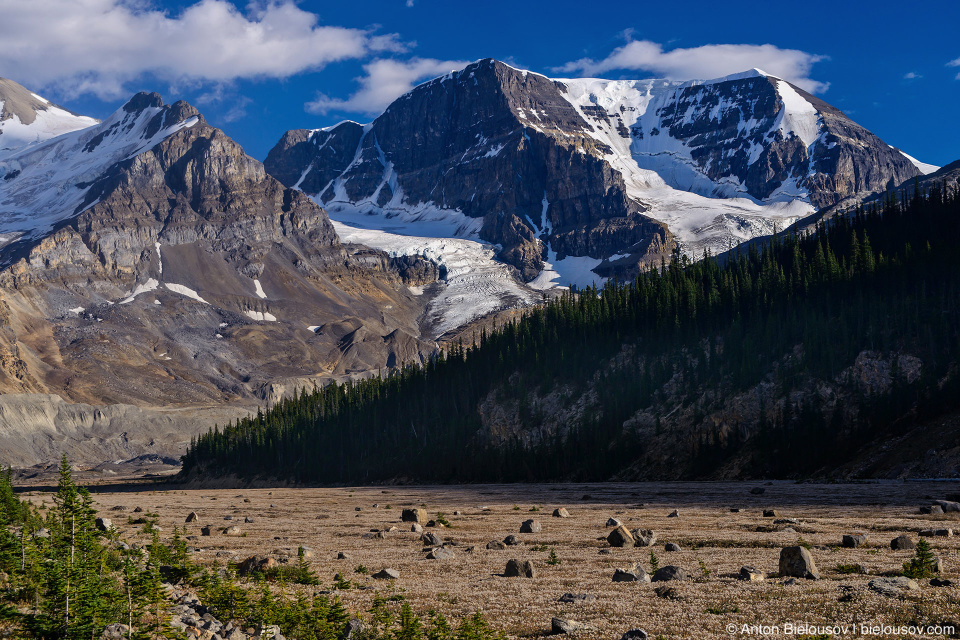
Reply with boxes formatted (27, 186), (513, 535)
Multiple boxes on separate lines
(0, 92), (200, 249)
(0, 78), (99, 153)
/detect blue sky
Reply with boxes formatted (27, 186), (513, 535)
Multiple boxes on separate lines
(2, 0), (958, 166)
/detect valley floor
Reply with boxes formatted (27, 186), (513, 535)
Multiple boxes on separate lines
(18, 481), (960, 639)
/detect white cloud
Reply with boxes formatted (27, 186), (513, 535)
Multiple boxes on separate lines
(903, 72), (921, 80)
(406, 0), (415, 6)
(948, 57), (960, 67)
(556, 40), (829, 93)
(0, 0), (407, 99)
(306, 57), (470, 116)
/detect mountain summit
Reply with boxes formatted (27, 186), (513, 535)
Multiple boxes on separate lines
(266, 59), (926, 282)
(0, 78), (98, 152)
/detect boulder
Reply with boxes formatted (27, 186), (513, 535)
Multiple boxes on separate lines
(868, 576), (919, 598)
(372, 568), (399, 579)
(667, 510), (679, 518)
(100, 623), (131, 639)
(200, 525), (213, 536)
(185, 512), (198, 523)
(558, 593), (596, 603)
(652, 566), (688, 582)
(426, 547), (455, 560)
(411, 523), (424, 533)
(95, 517), (113, 532)
(613, 565), (650, 583)
(920, 505), (944, 515)
(551, 618), (585, 634)
(223, 526), (242, 537)
(606, 518), (622, 527)
(930, 578), (953, 587)
(779, 546), (820, 580)
(763, 509), (779, 518)
(503, 535), (521, 546)
(842, 534), (867, 548)
(919, 528), (953, 537)
(337, 552), (350, 560)
(739, 566), (764, 581)
(520, 519), (542, 533)
(620, 630), (648, 640)
(486, 540), (506, 550)
(237, 555), (277, 576)
(607, 525), (635, 548)
(401, 508), (427, 523)
(504, 559), (535, 578)
(421, 532), (443, 547)
(891, 535), (915, 550)
(934, 500), (960, 513)
(664, 543), (681, 552)
(553, 508), (570, 518)
(632, 529), (657, 547)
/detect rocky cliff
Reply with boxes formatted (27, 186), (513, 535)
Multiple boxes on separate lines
(0, 91), (439, 465)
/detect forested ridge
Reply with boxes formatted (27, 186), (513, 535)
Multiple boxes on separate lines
(181, 180), (960, 483)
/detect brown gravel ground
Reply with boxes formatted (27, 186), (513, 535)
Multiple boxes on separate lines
(20, 481), (960, 639)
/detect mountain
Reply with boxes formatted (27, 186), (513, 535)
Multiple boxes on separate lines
(0, 78), (98, 153)
(265, 59), (924, 284)
(0, 90), (440, 467)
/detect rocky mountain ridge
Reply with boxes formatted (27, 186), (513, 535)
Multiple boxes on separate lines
(266, 60), (926, 283)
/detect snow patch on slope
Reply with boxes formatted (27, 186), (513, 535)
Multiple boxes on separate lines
(164, 283), (208, 304)
(895, 148), (939, 175)
(0, 100), (98, 152)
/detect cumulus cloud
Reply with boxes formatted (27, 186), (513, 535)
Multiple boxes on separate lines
(556, 40), (829, 93)
(306, 57), (470, 116)
(0, 0), (407, 99)
(903, 72), (921, 80)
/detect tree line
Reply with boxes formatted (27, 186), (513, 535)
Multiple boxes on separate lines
(181, 179), (960, 482)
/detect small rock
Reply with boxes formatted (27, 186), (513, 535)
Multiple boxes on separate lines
(486, 540), (506, 550)
(421, 532), (443, 547)
(401, 508), (427, 523)
(750, 487), (766, 495)
(504, 559), (535, 578)
(620, 630), (648, 640)
(919, 505), (944, 515)
(664, 542), (681, 552)
(185, 512), (198, 523)
(763, 509), (779, 518)
(337, 552), (350, 560)
(739, 566), (764, 581)
(919, 528), (953, 537)
(779, 546), (819, 580)
(653, 585), (679, 599)
(110, 505), (126, 511)
(503, 535), (521, 546)
(842, 534), (867, 548)
(244, 517), (254, 523)
(520, 519), (541, 533)
(613, 566), (650, 583)
(200, 525), (213, 536)
(553, 508), (570, 518)
(607, 525), (635, 548)
(411, 523), (424, 533)
(224, 515), (233, 520)
(551, 617), (584, 634)
(354, 507), (361, 512)
(95, 517), (113, 532)
(774, 518), (799, 525)
(558, 593), (596, 604)
(133, 507), (143, 513)
(372, 568), (399, 579)
(729, 508), (742, 513)
(343, 618), (365, 639)
(868, 576), (919, 598)
(781, 527), (797, 534)
(667, 510), (679, 518)
(632, 529), (657, 547)
(606, 517), (622, 527)
(100, 623), (130, 639)
(651, 565), (688, 582)
(891, 535), (915, 550)
(426, 547), (455, 560)
(930, 578), (953, 587)
(783, 578), (798, 586)
(223, 526), (242, 536)
(237, 555), (277, 576)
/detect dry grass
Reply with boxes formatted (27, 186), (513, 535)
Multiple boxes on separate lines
(19, 481), (960, 639)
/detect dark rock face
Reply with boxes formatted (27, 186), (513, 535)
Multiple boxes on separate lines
(265, 59), (673, 280)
